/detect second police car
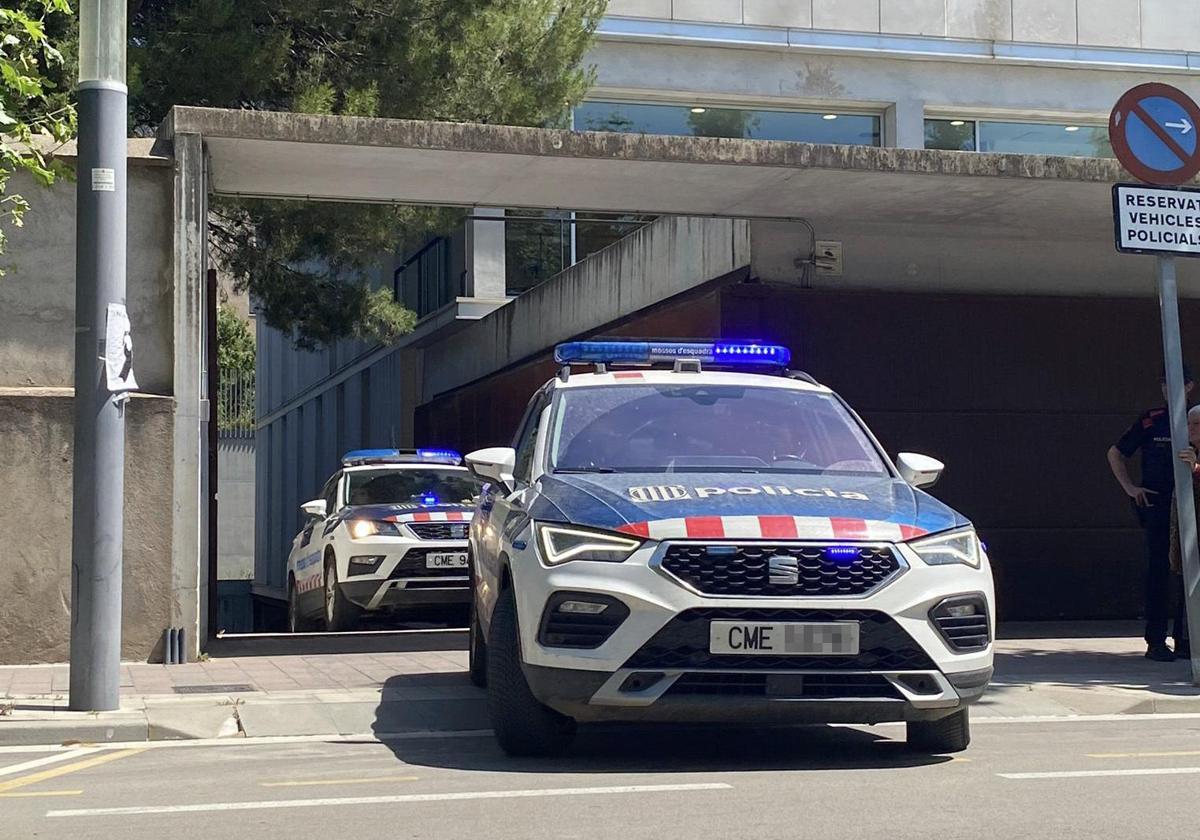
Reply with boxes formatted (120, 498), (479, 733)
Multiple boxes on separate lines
(465, 340), (994, 756)
(287, 449), (483, 631)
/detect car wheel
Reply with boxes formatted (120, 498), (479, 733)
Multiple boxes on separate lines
(486, 587), (575, 756)
(287, 576), (313, 633)
(907, 708), (970, 753)
(323, 556), (362, 632)
(468, 599), (488, 688)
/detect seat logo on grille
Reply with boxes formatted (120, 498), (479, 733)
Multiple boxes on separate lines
(768, 554), (800, 585)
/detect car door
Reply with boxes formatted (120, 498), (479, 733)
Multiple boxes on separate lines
(475, 387), (550, 628)
(294, 472), (342, 606)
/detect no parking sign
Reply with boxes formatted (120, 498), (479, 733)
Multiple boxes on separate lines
(1110, 82), (1200, 186)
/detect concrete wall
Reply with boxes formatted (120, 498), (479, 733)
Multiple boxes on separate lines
(0, 148), (179, 664)
(606, 0), (1183, 49)
(421, 216), (750, 401)
(217, 439), (256, 581)
(0, 392), (175, 664)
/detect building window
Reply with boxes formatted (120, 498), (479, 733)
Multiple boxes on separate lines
(575, 101), (882, 146)
(925, 118), (1113, 158)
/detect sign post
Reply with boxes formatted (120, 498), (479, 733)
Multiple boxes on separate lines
(1111, 82), (1200, 683)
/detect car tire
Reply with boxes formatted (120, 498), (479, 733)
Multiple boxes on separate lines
(468, 599), (488, 688)
(287, 576), (315, 633)
(907, 708), (970, 753)
(323, 556), (362, 632)
(486, 587), (575, 756)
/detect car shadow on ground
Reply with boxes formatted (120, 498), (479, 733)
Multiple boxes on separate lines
(369, 674), (953, 774)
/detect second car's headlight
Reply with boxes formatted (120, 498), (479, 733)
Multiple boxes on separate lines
(348, 519), (403, 539)
(908, 527), (982, 568)
(536, 524), (642, 566)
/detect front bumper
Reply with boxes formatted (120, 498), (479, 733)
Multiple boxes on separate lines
(339, 539), (470, 611)
(509, 538), (995, 723)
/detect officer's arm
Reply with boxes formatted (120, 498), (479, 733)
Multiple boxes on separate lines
(1108, 446), (1155, 505)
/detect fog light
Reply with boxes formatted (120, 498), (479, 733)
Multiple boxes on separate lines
(944, 604), (978, 618)
(347, 555), (384, 576)
(558, 600), (608, 615)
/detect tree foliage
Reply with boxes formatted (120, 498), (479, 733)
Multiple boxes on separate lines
(128, 0), (607, 348)
(0, 0), (76, 271)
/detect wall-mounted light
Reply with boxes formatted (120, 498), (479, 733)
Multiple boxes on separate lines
(1064, 125), (1080, 132)
(690, 107), (707, 114)
(822, 114), (838, 121)
(949, 120), (966, 127)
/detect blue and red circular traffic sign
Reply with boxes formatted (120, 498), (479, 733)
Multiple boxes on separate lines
(1110, 83), (1200, 186)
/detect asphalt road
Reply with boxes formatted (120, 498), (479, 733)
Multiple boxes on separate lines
(5, 715), (1200, 839)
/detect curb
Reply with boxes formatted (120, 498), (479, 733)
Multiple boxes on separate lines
(0, 715), (150, 747)
(0, 694), (490, 747)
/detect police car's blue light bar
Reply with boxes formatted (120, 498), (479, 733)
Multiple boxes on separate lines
(554, 340), (791, 368)
(341, 448), (462, 466)
(342, 449), (402, 464)
(416, 448), (462, 463)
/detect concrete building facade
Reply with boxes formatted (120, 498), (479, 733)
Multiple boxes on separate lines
(252, 2), (1200, 624)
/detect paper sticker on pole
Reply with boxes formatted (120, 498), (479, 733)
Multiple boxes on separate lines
(1110, 83), (1200, 186)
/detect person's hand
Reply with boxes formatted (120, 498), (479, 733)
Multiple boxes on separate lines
(1182, 448), (1198, 472)
(1127, 485), (1159, 507)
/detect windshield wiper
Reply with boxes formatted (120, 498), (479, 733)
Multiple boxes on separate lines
(554, 467), (616, 474)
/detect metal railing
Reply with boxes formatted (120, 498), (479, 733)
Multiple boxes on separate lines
(217, 368), (256, 437)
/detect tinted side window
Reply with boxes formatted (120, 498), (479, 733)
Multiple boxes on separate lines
(513, 393), (549, 483)
(322, 473), (341, 515)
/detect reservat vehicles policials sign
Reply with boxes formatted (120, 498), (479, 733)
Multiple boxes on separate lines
(1114, 184), (1200, 255)
(464, 340), (995, 757)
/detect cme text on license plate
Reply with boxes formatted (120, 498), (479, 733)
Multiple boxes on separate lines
(708, 621), (860, 655)
(426, 552), (468, 569)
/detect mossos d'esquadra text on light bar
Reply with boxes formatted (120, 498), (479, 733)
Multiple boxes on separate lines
(554, 341), (791, 368)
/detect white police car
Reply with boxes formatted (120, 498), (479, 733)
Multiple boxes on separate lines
(464, 340), (994, 756)
(287, 449), (483, 632)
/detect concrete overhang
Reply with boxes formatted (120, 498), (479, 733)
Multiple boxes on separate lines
(161, 106), (1135, 237)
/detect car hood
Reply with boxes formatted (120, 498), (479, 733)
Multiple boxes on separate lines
(533, 472), (966, 540)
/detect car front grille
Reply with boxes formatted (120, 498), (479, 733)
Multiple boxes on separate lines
(658, 544), (902, 597)
(407, 522), (470, 540)
(624, 608), (935, 671)
(665, 672), (902, 699)
(388, 548), (468, 579)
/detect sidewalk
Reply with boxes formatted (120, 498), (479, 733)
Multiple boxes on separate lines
(2, 629), (1197, 746)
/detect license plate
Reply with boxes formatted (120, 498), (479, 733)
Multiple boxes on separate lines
(708, 621), (860, 656)
(426, 552), (468, 569)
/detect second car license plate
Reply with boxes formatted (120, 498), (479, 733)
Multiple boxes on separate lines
(426, 552), (468, 569)
(709, 621), (860, 656)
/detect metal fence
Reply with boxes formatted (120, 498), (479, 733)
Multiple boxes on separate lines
(217, 368), (256, 437)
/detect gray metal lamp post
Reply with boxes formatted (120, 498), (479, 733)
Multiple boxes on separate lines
(69, 0), (129, 712)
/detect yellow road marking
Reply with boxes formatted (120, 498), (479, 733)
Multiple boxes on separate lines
(0, 748), (144, 794)
(260, 775), (419, 788)
(1089, 750), (1200, 759)
(0, 790), (83, 798)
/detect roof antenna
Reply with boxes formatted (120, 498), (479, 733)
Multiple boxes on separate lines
(559, 365), (570, 382)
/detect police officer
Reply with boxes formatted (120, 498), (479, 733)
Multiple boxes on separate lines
(1108, 366), (1195, 661)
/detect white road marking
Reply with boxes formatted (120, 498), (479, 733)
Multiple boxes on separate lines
(0, 729), (493, 755)
(0, 749), (102, 778)
(47, 782), (734, 817)
(1001, 767), (1200, 780)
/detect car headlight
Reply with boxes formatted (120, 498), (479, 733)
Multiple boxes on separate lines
(348, 519), (403, 539)
(908, 527), (982, 568)
(536, 524), (642, 566)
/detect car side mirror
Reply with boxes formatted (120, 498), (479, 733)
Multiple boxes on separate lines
(465, 447), (517, 490)
(301, 499), (327, 519)
(897, 452), (944, 489)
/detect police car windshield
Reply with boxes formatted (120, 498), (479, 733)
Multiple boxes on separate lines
(345, 469), (483, 506)
(550, 385), (888, 476)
